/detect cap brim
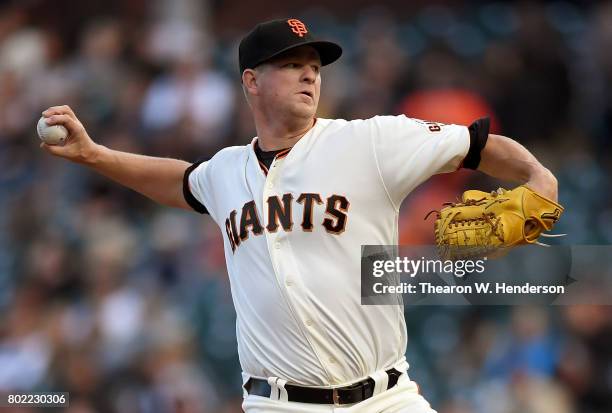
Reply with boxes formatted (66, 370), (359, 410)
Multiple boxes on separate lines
(253, 40), (342, 69)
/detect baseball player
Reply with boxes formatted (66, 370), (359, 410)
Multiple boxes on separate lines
(41, 19), (559, 413)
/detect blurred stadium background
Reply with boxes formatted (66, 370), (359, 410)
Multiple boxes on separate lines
(0, 0), (611, 412)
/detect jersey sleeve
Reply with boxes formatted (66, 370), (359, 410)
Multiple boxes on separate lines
(463, 117), (490, 170)
(369, 115), (470, 209)
(183, 160), (211, 215)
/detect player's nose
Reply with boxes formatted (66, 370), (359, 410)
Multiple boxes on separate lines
(300, 66), (317, 84)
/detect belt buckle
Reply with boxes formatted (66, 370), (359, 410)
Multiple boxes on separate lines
(332, 388), (341, 406)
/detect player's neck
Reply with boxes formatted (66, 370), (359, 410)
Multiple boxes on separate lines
(255, 117), (316, 151)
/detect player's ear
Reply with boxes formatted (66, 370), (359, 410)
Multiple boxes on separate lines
(242, 69), (259, 96)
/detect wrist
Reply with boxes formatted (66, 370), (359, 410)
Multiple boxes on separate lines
(526, 168), (558, 202)
(82, 143), (105, 166)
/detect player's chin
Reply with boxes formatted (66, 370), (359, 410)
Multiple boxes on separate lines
(291, 100), (317, 117)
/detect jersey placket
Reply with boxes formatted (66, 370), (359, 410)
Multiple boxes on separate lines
(261, 154), (339, 385)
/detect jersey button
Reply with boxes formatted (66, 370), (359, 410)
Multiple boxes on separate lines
(305, 320), (313, 327)
(329, 357), (336, 364)
(274, 242), (281, 249)
(285, 279), (293, 287)
(267, 182), (274, 189)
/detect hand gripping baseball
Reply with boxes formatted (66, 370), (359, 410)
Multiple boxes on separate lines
(39, 105), (100, 164)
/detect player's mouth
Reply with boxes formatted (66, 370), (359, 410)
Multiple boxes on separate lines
(298, 91), (313, 99)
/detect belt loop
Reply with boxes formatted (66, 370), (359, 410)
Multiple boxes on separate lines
(268, 377), (280, 401)
(369, 369), (389, 396)
(276, 378), (289, 402)
(393, 357), (409, 373)
(393, 357), (410, 382)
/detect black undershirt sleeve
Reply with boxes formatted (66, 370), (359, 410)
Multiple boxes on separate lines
(463, 117), (490, 170)
(182, 160), (209, 215)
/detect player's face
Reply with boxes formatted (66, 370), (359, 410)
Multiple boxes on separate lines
(256, 46), (322, 120)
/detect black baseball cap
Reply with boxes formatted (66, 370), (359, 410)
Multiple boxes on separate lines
(239, 19), (342, 75)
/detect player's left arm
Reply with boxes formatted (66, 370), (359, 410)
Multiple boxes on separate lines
(477, 134), (558, 202)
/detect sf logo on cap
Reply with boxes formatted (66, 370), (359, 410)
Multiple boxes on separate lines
(287, 19), (308, 37)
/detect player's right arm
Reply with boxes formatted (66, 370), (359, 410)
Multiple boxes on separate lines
(40, 105), (192, 211)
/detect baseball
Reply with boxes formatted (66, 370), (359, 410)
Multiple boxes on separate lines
(37, 116), (68, 145)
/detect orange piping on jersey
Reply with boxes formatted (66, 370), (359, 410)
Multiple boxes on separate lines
(275, 148), (292, 159)
(258, 161), (269, 175)
(274, 117), (317, 161)
(252, 138), (269, 175)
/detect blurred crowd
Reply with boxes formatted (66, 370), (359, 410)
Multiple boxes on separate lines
(0, 0), (611, 412)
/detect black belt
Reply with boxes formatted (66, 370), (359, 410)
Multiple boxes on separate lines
(244, 368), (402, 405)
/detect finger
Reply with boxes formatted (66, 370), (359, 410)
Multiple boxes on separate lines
(60, 104), (76, 118)
(40, 142), (65, 156)
(44, 114), (80, 135)
(42, 105), (75, 116)
(42, 105), (77, 120)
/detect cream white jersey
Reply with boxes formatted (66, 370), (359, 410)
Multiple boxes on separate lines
(185, 115), (470, 386)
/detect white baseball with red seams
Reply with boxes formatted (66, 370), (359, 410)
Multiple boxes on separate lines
(37, 116), (68, 145)
(185, 116), (469, 398)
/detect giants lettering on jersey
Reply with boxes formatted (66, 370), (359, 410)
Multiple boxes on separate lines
(224, 193), (350, 252)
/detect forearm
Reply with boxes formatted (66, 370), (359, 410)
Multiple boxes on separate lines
(86, 144), (191, 209)
(477, 134), (558, 201)
(40, 105), (194, 210)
